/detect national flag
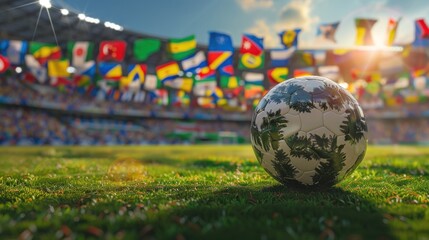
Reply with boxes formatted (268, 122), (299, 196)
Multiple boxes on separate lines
(121, 64), (147, 91)
(297, 51), (315, 67)
(0, 55), (10, 73)
(193, 78), (217, 96)
(243, 72), (265, 99)
(386, 18), (401, 46)
(50, 77), (73, 87)
(270, 47), (295, 67)
(220, 75), (240, 89)
(239, 34), (265, 70)
(196, 66), (216, 80)
(354, 18), (377, 45)
(168, 35), (197, 60)
(25, 55), (47, 83)
(29, 42), (62, 64)
(156, 61), (180, 83)
(267, 67), (289, 85)
(279, 29), (301, 48)
(144, 74), (161, 91)
(206, 87), (224, 104)
(75, 60), (96, 77)
(413, 18), (429, 47)
(208, 51), (234, 75)
(208, 32), (234, 75)
(0, 40), (28, 65)
(98, 62), (122, 79)
(208, 32), (234, 52)
(163, 77), (194, 92)
(97, 40), (127, 61)
(133, 38), (161, 61)
(149, 89), (169, 106)
(47, 59), (70, 78)
(318, 65), (340, 81)
(294, 67), (314, 77)
(171, 90), (190, 107)
(240, 34), (263, 55)
(67, 41), (94, 67)
(316, 22), (340, 43)
(181, 51), (207, 74)
(196, 97), (216, 108)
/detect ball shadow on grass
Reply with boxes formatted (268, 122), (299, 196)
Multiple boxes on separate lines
(153, 184), (392, 240)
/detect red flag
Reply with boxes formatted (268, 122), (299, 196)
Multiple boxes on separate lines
(97, 41), (127, 61)
(0, 55), (10, 73)
(416, 18), (429, 39)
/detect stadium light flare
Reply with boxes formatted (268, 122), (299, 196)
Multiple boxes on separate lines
(78, 13), (85, 20)
(67, 66), (76, 74)
(60, 9), (69, 16)
(39, 0), (51, 9)
(15, 67), (22, 74)
(104, 21), (124, 31)
(84, 16), (100, 24)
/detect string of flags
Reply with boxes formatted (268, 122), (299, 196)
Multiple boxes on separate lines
(0, 17), (429, 110)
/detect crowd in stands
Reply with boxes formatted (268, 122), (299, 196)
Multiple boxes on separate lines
(2, 76), (429, 145)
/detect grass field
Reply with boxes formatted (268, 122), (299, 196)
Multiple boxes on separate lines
(0, 145), (428, 239)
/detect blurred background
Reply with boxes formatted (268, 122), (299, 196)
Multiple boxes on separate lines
(1, 0), (429, 146)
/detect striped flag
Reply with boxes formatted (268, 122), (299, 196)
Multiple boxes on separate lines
(168, 35), (197, 60)
(270, 47), (295, 67)
(29, 42), (62, 65)
(0, 40), (28, 65)
(181, 51), (207, 74)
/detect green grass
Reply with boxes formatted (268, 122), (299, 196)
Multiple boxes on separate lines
(0, 145), (429, 239)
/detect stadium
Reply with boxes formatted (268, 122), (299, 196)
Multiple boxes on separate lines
(1, 0), (429, 239)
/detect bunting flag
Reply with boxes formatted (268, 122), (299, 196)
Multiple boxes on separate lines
(0, 55), (10, 73)
(354, 18), (377, 45)
(220, 75), (240, 89)
(239, 34), (264, 69)
(293, 67), (314, 77)
(316, 22), (340, 43)
(67, 41), (94, 67)
(267, 67), (289, 85)
(318, 65), (340, 81)
(144, 74), (161, 91)
(208, 32), (234, 75)
(47, 59), (70, 78)
(181, 51), (207, 74)
(133, 38), (161, 61)
(171, 90), (190, 107)
(386, 18), (401, 46)
(98, 62), (122, 79)
(168, 35), (197, 60)
(193, 78), (217, 96)
(163, 77), (194, 92)
(121, 64), (147, 91)
(243, 72), (265, 99)
(25, 55), (47, 83)
(97, 40), (127, 61)
(149, 89), (169, 106)
(29, 42), (62, 65)
(0, 40), (28, 65)
(156, 61), (180, 83)
(270, 47), (295, 67)
(413, 18), (429, 47)
(279, 29), (301, 48)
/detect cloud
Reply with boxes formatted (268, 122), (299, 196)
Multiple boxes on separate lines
(245, 19), (279, 48)
(245, 0), (320, 48)
(235, 0), (274, 11)
(274, 0), (319, 32)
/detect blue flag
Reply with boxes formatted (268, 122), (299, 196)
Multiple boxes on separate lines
(208, 32), (234, 52)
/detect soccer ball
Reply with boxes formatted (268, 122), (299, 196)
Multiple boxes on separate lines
(250, 76), (368, 188)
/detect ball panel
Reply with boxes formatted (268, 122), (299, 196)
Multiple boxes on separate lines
(299, 109), (323, 132)
(280, 114), (301, 139)
(295, 170), (316, 185)
(323, 111), (348, 136)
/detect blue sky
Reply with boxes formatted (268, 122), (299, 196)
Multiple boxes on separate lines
(55, 0), (429, 48)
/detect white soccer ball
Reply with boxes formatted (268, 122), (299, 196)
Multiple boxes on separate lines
(251, 76), (368, 188)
